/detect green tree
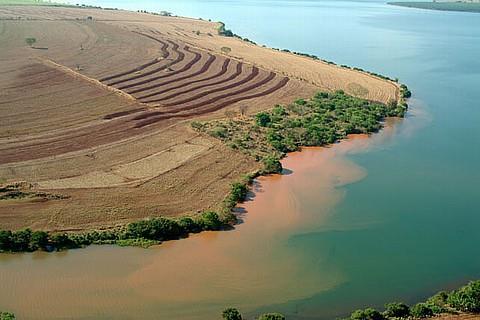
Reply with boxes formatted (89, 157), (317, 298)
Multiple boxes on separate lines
(199, 211), (222, 230)
(257, 313), (285, 320)
(0, 230), (12, 251)
(178, 217), (201, 234)
(0, 311), (16, 320)
(25, 37), (36, 47)
(262, 155), (282, 174)
(222, 308), (242, 320)
(410, 303), (434, 318)
(256, 112), (271, 127)
(30, 230), (49, 250)
(425, 291), (448, 314)
(350, 308), (384, 320)
(11, 229), (32, 251)
(230, 182), (248, 202)
(447, 280), (480, 312)
(383, 302), (410, 318)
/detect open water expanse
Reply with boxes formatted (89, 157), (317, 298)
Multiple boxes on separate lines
(2, 1), (480, 319)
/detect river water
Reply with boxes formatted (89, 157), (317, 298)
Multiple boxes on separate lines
(2, 1), (480, 319)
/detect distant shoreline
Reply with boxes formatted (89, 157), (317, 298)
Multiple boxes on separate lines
(389, 1), (480, 13)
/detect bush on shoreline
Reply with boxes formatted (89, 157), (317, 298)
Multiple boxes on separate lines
(194, 90), (408, 176)
(347, 281), (480, 320)
(0, 179), (250, 253)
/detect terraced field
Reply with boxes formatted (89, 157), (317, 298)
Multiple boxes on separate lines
(98, 31), (290, 128)
(0, 5), (400, 231)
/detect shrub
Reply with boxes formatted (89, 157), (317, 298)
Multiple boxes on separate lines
(447, 280), (480, 312)
(222, 308), (242, 320)
(178, 217), (201, 234)
(383, 302), (410, 318)
(25, 37), (36, 47)
(257, 313), (285, 320)
(410, 303), (434, 318)
(256, 112), (272, 127)
(425, 291), (449, 314)
(50, 233), (79, 250)
(30, 230), (49, 251)
(0, 230), (12, 251)
(0, 312), (15, 320)
(199, 211), (223, 231)
(210, 126), (228, 139)
(126, 218), (182, 241)
(230, 183), (248, 202)
(221, 46), (232, 54)
(350, 308), (384, 320)
(262, 155), (282, 174)
(295, 98), (307, 105)
(10, 229), (32, 251)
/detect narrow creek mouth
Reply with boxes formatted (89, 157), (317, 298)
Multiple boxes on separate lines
(0, 117), (405, 320)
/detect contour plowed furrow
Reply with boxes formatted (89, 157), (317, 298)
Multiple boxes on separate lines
(143, 64), (254, 106)
(128, 52), (215, 95)
(100, 33), (170, 83)
(137, 58), (232, 100)
(141, 60), (243, 103)
(134, 77), (290, 128)
(119, 46), (202, 91)
(103, 108), (147, 120)
(100, 58), (163, 83)
(108, 41), (184, 87)
(135, 71), (274, 121)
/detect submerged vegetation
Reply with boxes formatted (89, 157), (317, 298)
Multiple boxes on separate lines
(221, 280), (480, 319)
(193, 90), (408, 174)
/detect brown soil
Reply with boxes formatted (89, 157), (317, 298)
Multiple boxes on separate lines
(0, 5), (400, 231)
(433, 315), (480, 320)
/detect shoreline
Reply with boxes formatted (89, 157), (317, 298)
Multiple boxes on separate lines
(0, 4), (408, 252)
(0, 87), (410, 253)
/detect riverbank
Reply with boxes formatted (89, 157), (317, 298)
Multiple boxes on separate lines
(0, 4), (402, 235)
(0, 86), (409, 253)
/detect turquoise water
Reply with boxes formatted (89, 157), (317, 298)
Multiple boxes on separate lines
(8, 0), (480, 318)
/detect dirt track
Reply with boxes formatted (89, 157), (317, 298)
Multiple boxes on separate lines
(0, 5), (400, 231)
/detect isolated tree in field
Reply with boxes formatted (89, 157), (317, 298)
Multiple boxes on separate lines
(221, 46), (232, 54)
(25, 37), (36, 47)
(222, 308), (242, 320)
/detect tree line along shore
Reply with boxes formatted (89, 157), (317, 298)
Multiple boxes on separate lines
(0, 84), (411, 254)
